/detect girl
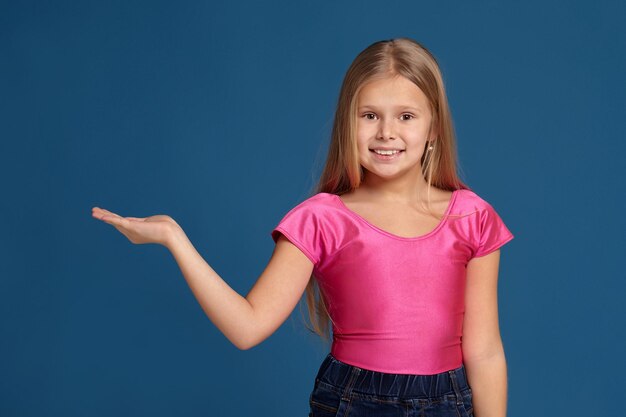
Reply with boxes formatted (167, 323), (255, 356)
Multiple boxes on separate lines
(93, 38), (514, 417)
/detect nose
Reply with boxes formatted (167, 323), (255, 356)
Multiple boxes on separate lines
(377, 117), (396, 140)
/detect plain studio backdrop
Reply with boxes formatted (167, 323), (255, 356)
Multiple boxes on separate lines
(1, 1), (624, 416)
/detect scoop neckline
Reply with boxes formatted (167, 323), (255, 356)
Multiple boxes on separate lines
(331, 189), (460, 241)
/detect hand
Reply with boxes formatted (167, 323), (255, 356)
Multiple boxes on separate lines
(92, 207), (181, 246)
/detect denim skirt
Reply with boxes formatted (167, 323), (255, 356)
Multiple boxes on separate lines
(308, 353), (474, 417)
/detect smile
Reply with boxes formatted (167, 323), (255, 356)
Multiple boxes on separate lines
(370, 149), (404, 160)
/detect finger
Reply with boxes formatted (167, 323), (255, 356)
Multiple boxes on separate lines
(92, 210), (108, 221)
(94, 211), (116, 221)
(98, 208), (121, 217)
(95, 210), (125, 221)
(101, 215), (128, 227)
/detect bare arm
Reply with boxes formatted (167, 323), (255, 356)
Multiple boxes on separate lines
(92, 207), (314, 351)
(462, 249), (508, 417)
(166, 227), (314, 350)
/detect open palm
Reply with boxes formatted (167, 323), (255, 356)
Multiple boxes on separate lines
(92, 207), (180, 246)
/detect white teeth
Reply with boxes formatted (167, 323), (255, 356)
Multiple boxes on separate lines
(373, 149), (401, 155)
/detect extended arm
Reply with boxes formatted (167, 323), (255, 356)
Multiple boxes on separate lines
(93, 207), (314, 350)
(462, 249), (508, 417)
(166, 227), (314, 350)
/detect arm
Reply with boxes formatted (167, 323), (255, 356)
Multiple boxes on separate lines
(462, 249), (508, 417)
(166, 226), (314, 350)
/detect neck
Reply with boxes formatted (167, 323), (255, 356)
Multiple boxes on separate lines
(360, 172), (433, 203)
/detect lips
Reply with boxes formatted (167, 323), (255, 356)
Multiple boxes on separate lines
(369, 149), (405, 154)
(370, 149), (404, 160)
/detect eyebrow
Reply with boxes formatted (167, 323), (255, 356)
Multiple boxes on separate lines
(357, 105), (425, 113)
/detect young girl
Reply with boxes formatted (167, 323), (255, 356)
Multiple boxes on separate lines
(93, 38), (514, 417)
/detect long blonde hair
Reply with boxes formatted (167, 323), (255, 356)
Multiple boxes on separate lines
(298, 38), (471, 342)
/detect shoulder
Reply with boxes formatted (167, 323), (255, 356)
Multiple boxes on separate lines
(448, 188), (510, 233)
(452, 188), (498, 214)
(272, 192), (342, 228)
(279, 192), (338, 215)
(454, 188), (514, 258)
(299, 192), (337, 206)
(270, 193), (341, 265)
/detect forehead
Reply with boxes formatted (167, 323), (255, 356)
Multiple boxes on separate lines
(357, 76), (430, 110)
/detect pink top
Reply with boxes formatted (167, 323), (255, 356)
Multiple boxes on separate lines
(270, 188), (514, 375)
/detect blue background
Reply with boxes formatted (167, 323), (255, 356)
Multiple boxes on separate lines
(1, 1), (625, 416)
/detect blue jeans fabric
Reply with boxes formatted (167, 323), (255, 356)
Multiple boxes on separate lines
(309, 353), (474, 417)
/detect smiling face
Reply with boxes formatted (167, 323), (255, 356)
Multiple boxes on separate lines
(355, 75), (435, 187)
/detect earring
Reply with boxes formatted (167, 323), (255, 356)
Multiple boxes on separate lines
(427, 141), (434, 151)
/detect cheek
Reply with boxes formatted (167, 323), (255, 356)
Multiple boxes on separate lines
(355, 133), (371, 151)
(400, 123), (425, 135)
(356, 120), (377, 134)
(356, 126), (378, 145)
(356, 142), (369, 156)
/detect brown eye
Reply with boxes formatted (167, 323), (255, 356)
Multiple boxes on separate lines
(363, 113), (376, 120)
(401, 114), (414, 121)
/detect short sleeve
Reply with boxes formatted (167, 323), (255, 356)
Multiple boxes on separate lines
(270, 201), (325, 265)
(472, 203), (515, 258)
